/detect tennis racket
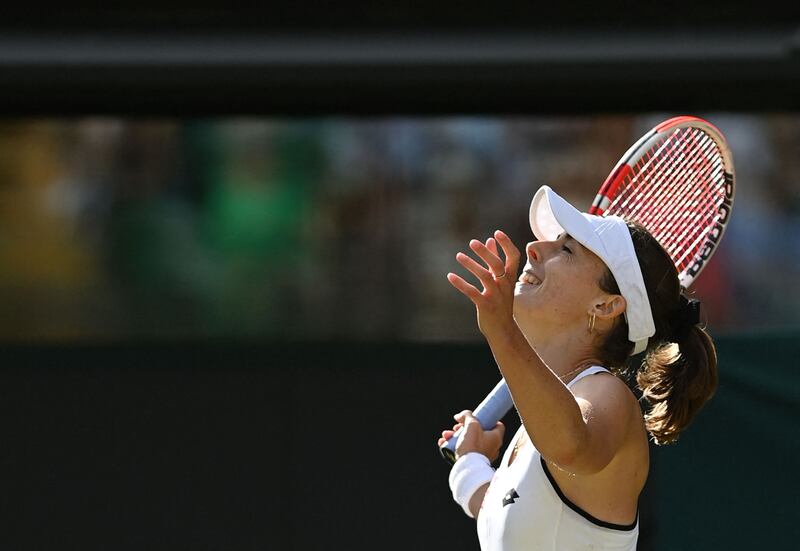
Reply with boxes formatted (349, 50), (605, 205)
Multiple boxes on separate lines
(439, 115), (735, 465)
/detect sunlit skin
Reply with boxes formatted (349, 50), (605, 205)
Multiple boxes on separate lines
(437, 230), (649, 525)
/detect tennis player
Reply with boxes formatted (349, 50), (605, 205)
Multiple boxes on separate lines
(438, 185), (718, 550)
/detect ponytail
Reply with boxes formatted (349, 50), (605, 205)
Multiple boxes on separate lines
(597, 221), (719, 445)
(637, 325), (718, 444)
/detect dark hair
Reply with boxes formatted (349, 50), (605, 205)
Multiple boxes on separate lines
(597, 221), (718, 445)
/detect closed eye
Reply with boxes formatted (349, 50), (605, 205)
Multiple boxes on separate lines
(562, 245), (572, 254)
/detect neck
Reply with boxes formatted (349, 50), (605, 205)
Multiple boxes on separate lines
(521, 326), (604, 383)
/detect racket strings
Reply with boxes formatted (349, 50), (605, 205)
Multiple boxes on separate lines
(635, 172), (723, 269)
(624, 134), (712, 226)
(605, 128), (728, 272)
(614, 131), (711, 232)
(619, 129), (713, 217)
(613, 131), (705, 222)
(640, 134), (724, 268)
(627, 152), (721, 269)
(632, 137), (718, 251)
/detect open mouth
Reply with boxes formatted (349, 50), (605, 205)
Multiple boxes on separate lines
(518, 271), (542, 286)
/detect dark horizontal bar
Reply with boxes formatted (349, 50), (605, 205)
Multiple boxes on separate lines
(0, 3), (796, 30)
(0, 29), (796, 115)
(0, 30), (793, 65)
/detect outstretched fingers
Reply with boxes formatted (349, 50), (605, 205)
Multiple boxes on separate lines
(448, 231), (520, 304)
(494, 230), (521, 279)
(469, 239), (506, 279)
(485, 237), (500, 258)
(447, 272), (483, 304)
(456, 251), (495, 288)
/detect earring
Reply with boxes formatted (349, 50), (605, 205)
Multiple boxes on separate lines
(588, 312), (596, 334)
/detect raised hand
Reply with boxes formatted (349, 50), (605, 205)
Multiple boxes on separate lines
(447, 230), (521, 340)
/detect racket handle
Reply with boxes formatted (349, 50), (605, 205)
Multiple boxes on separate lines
(439, 378), (514, 465)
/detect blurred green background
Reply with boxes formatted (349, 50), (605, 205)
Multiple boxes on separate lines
(651, 330), (799, 548)
(1, 115), (797, 342)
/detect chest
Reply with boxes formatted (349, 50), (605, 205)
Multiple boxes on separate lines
(477, 436), (563, 550)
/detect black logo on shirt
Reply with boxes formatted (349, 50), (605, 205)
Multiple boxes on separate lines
(502, 488), (519, 507)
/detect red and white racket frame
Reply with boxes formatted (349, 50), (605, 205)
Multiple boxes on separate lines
(589, 116), (735, 289)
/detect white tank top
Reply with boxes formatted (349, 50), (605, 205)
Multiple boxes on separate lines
(476, 366), (639, 550)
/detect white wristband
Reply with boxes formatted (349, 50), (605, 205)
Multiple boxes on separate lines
(448, 452), (495, 518)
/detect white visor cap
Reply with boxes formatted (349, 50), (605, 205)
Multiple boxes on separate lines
(529, 185), (655, 355)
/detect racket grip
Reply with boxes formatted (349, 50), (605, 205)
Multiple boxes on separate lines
(439, 378), (514, 465)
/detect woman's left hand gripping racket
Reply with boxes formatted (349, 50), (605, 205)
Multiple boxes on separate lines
(439, 115), (735, 465)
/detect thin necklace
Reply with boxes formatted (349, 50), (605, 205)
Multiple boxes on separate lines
(556, 363), (591, 384)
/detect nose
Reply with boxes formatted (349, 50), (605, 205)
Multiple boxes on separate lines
(526, 242), (539, 261)
(527, 239), (560, 262)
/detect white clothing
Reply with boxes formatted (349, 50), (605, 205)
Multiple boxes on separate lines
(476, 366), (639, 550)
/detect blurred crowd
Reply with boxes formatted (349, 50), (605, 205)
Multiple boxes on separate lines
(0, 114), (797, 341)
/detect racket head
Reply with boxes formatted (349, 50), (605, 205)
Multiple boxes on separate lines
(589, 116), (735, 289)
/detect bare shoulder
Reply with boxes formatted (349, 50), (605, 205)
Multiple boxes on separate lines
(570, 371), (640, 419)
(570, 370), (635, 399)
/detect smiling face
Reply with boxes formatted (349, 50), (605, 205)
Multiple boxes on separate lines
(513, 233), (617, 342)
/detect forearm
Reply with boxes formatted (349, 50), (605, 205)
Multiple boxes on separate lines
(487, 326), (588, 466)
(469, 483), (490, 519)
(449, 452), (495, 519)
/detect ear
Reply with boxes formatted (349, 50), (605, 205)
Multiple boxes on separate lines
(590, 294), (627, 321)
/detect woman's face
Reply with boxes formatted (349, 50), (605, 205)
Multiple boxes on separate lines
(513, 233), (611, 338)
